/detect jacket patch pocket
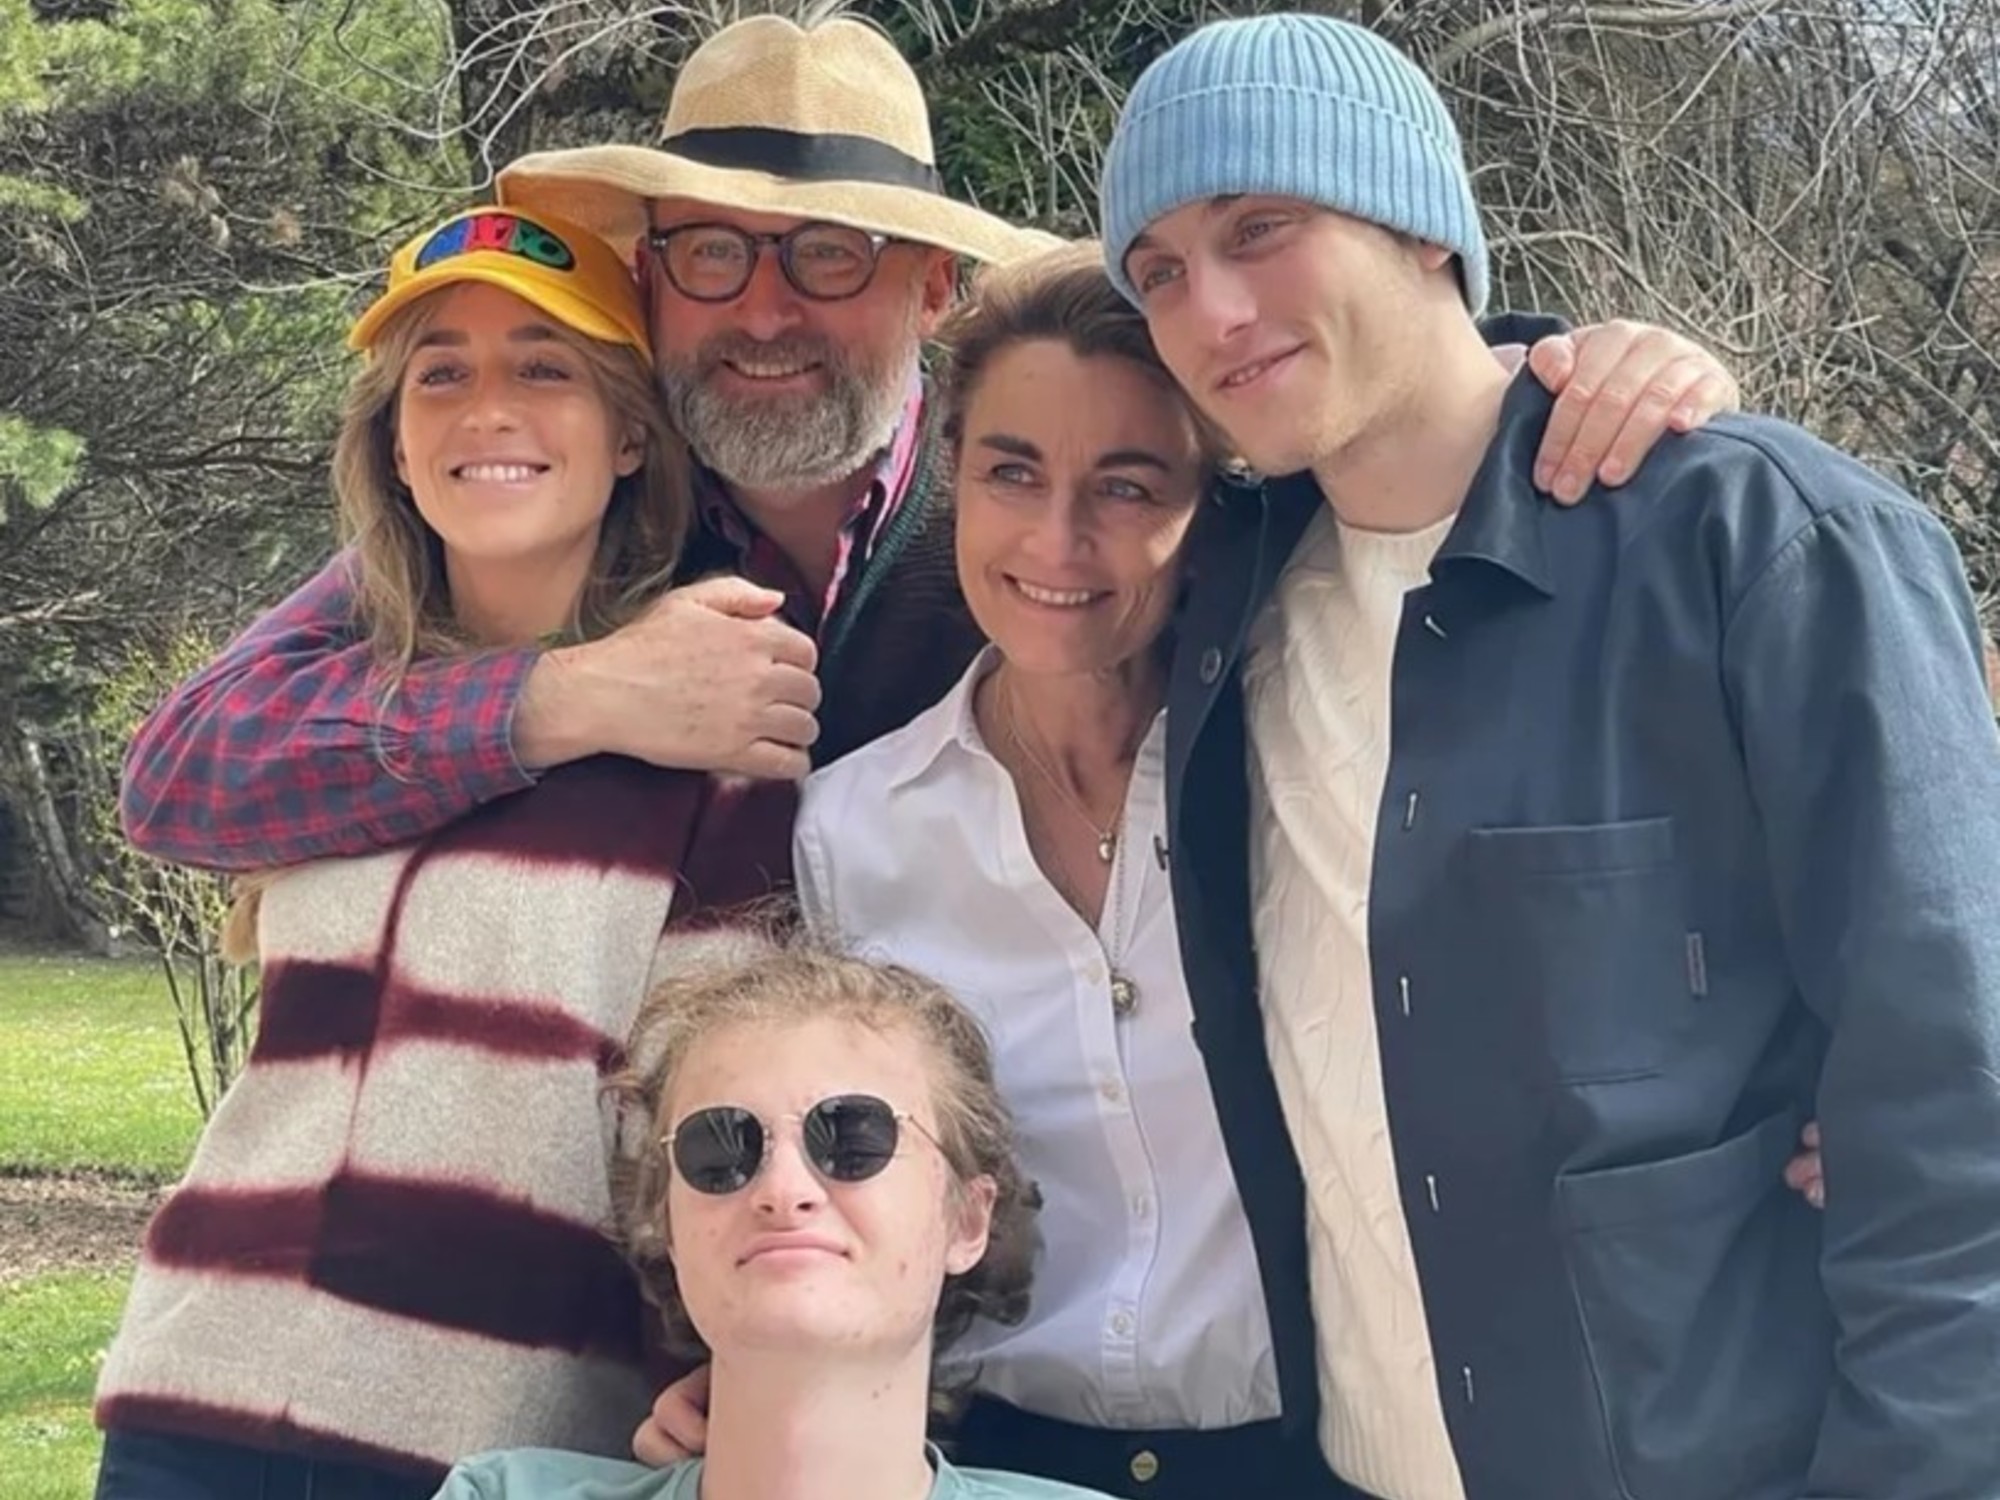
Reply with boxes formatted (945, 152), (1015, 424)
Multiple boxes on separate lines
(1464, 816), (1687, 1084)
(1555, 1109), (1831, 1500)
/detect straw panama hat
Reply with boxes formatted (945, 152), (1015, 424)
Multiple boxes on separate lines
(497, 15), (1051, 266)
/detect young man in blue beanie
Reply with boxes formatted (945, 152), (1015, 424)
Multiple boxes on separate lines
(1102, 14), (2000, 1500)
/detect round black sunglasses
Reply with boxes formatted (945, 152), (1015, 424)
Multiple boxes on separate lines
(663, 1092), (944, 1195)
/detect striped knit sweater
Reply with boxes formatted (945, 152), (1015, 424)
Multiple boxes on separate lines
(95, 754), (794, 1481)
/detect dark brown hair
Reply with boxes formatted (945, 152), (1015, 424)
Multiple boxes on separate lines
(934, 238), (1225, 467)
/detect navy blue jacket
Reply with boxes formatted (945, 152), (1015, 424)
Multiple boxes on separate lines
(1166, 373), (2000, 1500)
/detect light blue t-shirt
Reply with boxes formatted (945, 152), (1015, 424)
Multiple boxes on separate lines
(435, 1445), (1114, 1500)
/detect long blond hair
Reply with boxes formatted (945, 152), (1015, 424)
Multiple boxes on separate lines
(332, 288), (694, 672)
(225, 287), (693, 959)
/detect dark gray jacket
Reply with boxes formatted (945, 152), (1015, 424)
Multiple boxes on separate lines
(1166, 373), (2000, 1500)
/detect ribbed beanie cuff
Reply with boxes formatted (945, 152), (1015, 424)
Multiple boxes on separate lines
(1101, 14), (1488, 316)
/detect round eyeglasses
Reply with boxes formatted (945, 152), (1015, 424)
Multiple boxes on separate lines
(646, 221), (896, 303)
(662, 1093), (945, 1195)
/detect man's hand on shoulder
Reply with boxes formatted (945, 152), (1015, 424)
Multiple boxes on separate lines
(515, 577), (822, 780)
(1527, 320), (1741, 502)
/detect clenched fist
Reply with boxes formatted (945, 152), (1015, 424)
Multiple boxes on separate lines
(516, 576), (822, 780)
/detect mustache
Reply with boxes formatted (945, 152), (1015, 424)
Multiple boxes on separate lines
(694, 333), (846, 378)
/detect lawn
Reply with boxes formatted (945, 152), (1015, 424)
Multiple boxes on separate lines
(1, 942), (202, 1499)
(0, 1272), (130, 1499)
(0, 949), (205, 1181)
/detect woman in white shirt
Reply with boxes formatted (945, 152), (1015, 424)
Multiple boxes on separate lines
(792, 243), (1328, 1497)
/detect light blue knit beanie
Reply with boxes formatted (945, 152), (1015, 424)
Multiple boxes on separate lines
(1100, 13), (1488, 316)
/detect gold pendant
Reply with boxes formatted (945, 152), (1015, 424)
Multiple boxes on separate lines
(1097, 832), (1117, 863)
(1110, 972), (1139, 1016)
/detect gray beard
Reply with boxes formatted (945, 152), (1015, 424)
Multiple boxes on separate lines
(659, 338), (912, 492)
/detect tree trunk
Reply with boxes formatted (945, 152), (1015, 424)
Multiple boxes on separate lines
(0, 718), (114, 953)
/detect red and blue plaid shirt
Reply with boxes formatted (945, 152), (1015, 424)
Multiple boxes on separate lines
(119, 382), (927, 873)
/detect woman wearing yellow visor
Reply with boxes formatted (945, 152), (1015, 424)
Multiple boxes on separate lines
(91, 206), (796, 1500)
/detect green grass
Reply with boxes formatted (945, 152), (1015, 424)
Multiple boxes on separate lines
(0, 950), (204, 1181)
(0, 943), (203, 1498)
(0, 1272), (126, 1500)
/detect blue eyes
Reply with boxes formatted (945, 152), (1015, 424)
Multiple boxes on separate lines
(984, 465), (1154, 504)
(1132, 211), (1295, 296)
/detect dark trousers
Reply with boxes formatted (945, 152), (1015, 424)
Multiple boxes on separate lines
(952, 1397), (1375, 1500)
(95, 1428), (438, 1500)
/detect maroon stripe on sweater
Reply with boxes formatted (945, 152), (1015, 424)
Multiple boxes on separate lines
(384, 987), (616, 1061)
(253, 959), (384, 1061)
(256, 961), (617, 1065)
(670, 775), (798, 926)
(146, 1170), (645, 1362)
(96, 1393), (447, 1482)
(428, 754), (708, 873)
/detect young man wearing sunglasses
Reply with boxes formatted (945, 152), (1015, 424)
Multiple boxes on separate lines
(435, 945), (1103, 1500)
(121, 11), (1739, 873)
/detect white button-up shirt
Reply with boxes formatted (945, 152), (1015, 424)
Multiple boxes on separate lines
(795, 649), (1279, 1431)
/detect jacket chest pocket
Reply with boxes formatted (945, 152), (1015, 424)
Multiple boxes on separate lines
(1462, 816), (1691, 1084)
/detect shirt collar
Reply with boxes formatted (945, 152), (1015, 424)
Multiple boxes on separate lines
(883, 644), (1003, 794)
(881, 643), (1172, 796)
(1431, 371), (1558, 597)
(1258, 368), (1558, 603)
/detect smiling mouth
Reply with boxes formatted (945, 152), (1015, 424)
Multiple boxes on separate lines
(451, 462), (548, 482)
(1009, 578), (1105, 609)
(720, 357), (821, 381)
(1218, 348), (1299, 392)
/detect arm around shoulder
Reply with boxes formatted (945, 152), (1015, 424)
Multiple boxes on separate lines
(120, 551), (538, 872)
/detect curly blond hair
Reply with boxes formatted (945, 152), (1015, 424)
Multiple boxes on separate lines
(604, 931), (1038, 1370)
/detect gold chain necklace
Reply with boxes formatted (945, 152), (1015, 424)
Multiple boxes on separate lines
(999, 675), (1140, 1016)
(1003, 681), (1121, 864)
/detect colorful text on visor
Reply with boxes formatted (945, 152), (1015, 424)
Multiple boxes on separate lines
(416, 213), (576, 273)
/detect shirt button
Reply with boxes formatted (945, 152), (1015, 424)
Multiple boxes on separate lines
(1129, 1450), (1161, 1484)
(1110, 1311), (1135, 1337)
(1197, 646), (1223, 684)
(1099, 1079), (1125, 1107)
(1132, 1195), (1151, 1220)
